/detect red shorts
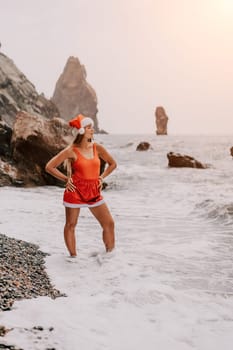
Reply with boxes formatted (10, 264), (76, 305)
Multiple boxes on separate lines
(63, 176), (104, 208)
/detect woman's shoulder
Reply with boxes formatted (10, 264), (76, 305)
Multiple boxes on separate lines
(63, 144), (78, 158)
(95, 142), (105, 152)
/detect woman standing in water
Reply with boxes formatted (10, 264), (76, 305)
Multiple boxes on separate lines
(45, 114), (117, 259)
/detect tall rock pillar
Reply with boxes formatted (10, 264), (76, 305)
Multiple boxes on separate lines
(155, 106), (169, 135)
(51, 56), (99, 132)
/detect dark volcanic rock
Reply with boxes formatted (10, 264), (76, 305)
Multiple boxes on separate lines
(136, 142), (151, 151)
(167, 152), (207, 168)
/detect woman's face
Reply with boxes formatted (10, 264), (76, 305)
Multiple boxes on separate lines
(84, 124), (94, 138)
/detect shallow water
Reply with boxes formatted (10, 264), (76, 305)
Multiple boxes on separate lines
(1, 134), (233, 350)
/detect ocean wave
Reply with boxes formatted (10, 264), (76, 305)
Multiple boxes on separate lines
(195, 199), (233, 226)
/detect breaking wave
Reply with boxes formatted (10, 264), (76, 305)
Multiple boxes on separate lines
(195, 199), (233, 226)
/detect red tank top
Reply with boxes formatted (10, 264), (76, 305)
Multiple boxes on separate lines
(71, 143), (100, 180)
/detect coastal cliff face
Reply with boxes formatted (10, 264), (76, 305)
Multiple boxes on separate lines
(0, 51), (104, 187)
(0, 53), (60, 127)
(0, 52), (66, 186)
(155, 106), (169, 135)
(51, 56), (99, 132)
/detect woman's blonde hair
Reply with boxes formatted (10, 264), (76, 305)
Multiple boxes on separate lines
(63, 133), (85, 178)
(63, 158), (72, 178)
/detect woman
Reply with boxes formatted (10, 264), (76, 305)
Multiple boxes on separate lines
(45, 114), (117, 259)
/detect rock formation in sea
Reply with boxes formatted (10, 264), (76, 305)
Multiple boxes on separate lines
(155, 106), (168, 135)
(51, 56), (99, 132)
(136, 141), (152, 151)
(167, 152), (207, 169)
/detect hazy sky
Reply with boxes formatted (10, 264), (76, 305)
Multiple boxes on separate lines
(0, 0), (233, 134)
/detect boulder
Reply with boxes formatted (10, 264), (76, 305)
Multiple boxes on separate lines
(51, 56), (99, 132)
(4, 111), (73, 186)
(136, 141), (151, 151)
(167, 152), (207, 169)
(155, 106), (168, 135)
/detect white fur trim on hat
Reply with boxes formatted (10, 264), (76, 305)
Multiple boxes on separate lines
(81, 117), (94, 129)
(78, 127), (85, 135)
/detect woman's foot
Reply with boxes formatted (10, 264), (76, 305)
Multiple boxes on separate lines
(66, 255), (78, 263)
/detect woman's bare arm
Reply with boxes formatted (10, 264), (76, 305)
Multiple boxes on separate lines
(45, 146), (75, 183)
(96, 143), (117, 179)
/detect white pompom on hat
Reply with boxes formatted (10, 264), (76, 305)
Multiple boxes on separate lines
(69, 114), (94, 134)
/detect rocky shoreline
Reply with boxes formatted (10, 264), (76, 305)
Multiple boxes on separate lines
(0, 233), (66, 349)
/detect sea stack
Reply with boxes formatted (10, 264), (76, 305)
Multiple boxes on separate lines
(155, 106), (169, 135)
(51, 56), (99, 132)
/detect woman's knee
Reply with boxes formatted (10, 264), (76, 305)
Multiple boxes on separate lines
(64, 220), (77, 231)
(103, 217), (115, 231)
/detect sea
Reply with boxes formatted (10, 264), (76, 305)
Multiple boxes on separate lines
(0, 134), (233, 350)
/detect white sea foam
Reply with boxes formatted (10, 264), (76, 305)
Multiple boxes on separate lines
(1, 134), (233, 350)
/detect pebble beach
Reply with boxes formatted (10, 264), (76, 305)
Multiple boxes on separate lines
(0, 233), (65, 350)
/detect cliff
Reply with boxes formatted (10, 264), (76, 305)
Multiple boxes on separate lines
(0, 52), (60, 127)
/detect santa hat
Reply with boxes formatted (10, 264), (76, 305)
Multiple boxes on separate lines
(69, 114), (94, 135)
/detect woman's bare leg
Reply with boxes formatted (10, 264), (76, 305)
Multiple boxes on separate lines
(64, 207), (80, 256)
(89, 203), (115, 252)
